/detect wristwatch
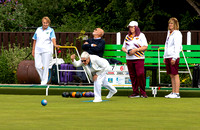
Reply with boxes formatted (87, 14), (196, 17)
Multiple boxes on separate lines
(127, 49), (132, 54)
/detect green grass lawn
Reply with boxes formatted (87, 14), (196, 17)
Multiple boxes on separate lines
(0, 94), (200, 130)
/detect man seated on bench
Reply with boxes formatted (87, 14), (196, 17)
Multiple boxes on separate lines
(71, 51), (117, 102)
(82, 28), (105, 57)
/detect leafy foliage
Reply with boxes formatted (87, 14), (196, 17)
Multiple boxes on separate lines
(0, 0), (28, 31)
(0, 44), (33, 84)
(0, 54), (15, 83)
(0, 0), (199, 31)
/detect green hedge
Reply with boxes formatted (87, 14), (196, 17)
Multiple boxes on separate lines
(0, 44), (33, 84)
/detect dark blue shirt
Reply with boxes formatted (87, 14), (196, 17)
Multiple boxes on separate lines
(82, 38), (105, 57)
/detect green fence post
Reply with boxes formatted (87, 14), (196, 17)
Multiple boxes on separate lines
(146, 76), (150, 88)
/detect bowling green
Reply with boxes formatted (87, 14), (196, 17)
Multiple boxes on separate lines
(0, 95), (199, 129)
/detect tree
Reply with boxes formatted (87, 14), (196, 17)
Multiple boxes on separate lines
(103, 0), (170, 31)
(186, 0), (200, 16)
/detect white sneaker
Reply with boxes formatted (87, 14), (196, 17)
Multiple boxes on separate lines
(165, 92), (173, 98)
(93, 99), (102, 102)
(168, 93), (181, 98)
(106, 90), (117, 99)
(41, 81), (47, 86)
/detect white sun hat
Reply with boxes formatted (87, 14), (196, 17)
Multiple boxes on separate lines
(127, 21), (138, 27)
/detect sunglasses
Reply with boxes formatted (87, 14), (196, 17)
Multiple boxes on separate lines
(81, 60), (86, 62)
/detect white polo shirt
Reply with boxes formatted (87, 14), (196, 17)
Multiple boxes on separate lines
(32, 26), (56, 54)
(122, 33), (148, 60)
(164, 30), (182, 60)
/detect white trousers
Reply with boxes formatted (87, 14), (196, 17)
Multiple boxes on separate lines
(35, 52), (51, 85)
(94, 73), (117, 101)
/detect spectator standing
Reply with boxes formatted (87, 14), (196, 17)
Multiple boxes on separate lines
(122, 21), (148, 98)
(164, 17), (182, 98)
(32, 16), (59, 85)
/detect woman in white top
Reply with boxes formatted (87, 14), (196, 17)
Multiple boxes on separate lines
(122, 21), (148, 98)
(164, 17), (182, 98)
(32, 16), (59, 85)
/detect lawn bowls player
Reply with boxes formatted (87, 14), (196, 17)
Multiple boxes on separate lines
(164, 17), (182, 98)
(71, 51), (117, 102)
(122, 21), (148, 98)
(32, 16), (59, 85)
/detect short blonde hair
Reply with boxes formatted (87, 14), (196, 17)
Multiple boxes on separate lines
(42, 16), (51, 24)
(81, 51), (90, 59)
(168, 17), (179, 30)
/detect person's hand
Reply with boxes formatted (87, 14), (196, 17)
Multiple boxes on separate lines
(93, 75), (98, 81)
(32, 50), (35, 57)
(54, 45), (60, 49)
(93, 44), (97, 47)
(71, 54), (76, 62)
(84, 42), (89, 44)
(128, 49), (137, 56)
(171, 60), (175, 65)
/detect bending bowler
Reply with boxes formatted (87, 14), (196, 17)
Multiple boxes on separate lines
(71, 51), (117, 102)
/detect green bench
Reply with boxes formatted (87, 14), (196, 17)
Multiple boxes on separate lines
(103, 44), (200, 86)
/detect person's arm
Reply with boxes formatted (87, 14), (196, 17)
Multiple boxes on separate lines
(82, 39), (91, 51)
(138, 33), (148, 52)
(52, 38), (59, 48)
(70, 54), (82, 67)
(122, 47), (128, 54)
(32, 40), (36, 57)
(122, 35), (130, 54)
(127, 48), (137, 56)
(50, 29), (59, 48)
(171, 32), (182, 65)
(163, 31), (169, 63)
(137, 46), (148, 52)
(123, 45), (148, 56)
(89, 39), (105, 53)
(32, 30), (37, 57)
(173, 32), (182, 61)
(122, 47), (138, 56)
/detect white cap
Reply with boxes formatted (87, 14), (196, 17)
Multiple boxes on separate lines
(127, 21), (138, 27)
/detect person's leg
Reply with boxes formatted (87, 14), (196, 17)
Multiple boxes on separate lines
(165, 58), (174, 97)
(127, 60), (139, 95)
(170, 58), (180, 97)
(170, 74), (175, 93)
(173, 59), (180, 94)
(168, 74), (180, 98)
(93, 75), (104, 102)
(102, 74), (117, 99)
(135, 60), (147, 96)
(174, 74), (180, 93)
(167, 58), (180, 98)
(34, 53), (43, 82)
(41, 52), (51, 85)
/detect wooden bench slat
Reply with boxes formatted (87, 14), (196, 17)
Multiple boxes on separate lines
(104, 44), (200, 67)
(103, 51), (126, 56)
(145, 51), (200, 57)
(104, 44), (123, 50)
(183, 45), (200, 50)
